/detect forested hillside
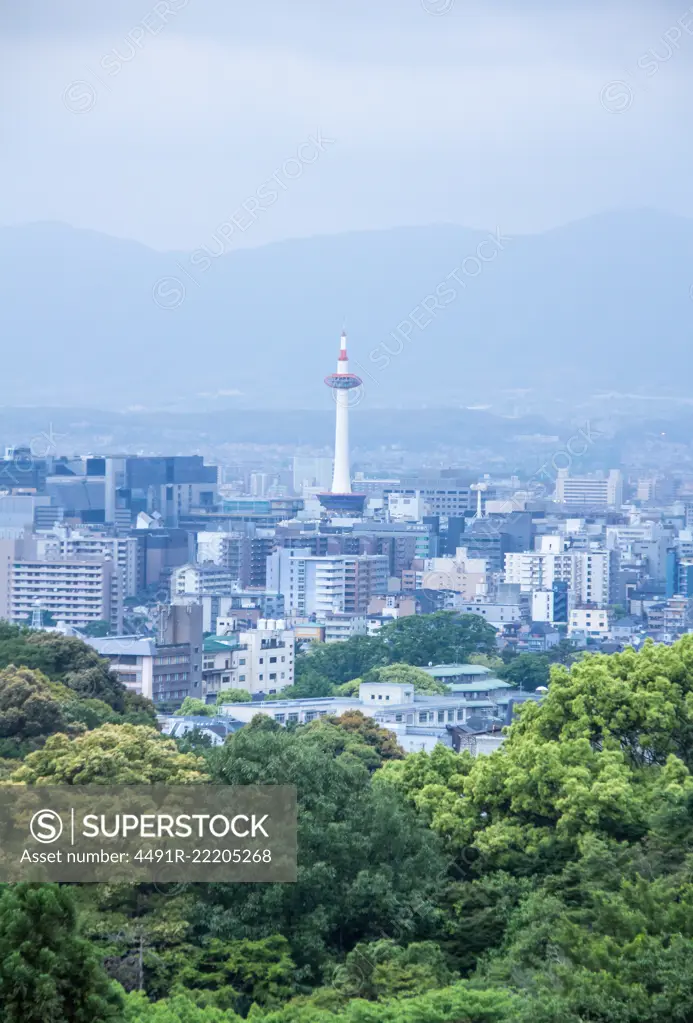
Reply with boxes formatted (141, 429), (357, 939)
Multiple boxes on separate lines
(2, 623), (693, 1021)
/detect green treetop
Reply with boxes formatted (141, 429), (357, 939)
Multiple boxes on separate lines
(11, 723), (210, 785)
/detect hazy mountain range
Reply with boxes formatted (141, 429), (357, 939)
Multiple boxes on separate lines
(1, 209), (692, 411)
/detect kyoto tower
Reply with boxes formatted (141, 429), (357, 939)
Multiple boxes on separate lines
(318, 331), (366, 516)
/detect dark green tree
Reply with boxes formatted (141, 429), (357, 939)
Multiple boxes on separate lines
(199, 716), (447, 980)
(294, 634), (387, 686)
(499, 653), (549, 691)
(378, 612), (498, 667)
(83, 621), (111, 638)
(0, 665), (69, 749)
(0, 883), (122, 1022)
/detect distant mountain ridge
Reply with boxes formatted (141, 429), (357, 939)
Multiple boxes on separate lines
(1, 210), (692, 409)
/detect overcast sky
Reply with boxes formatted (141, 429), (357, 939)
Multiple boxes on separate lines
(1, 0), (691, 250)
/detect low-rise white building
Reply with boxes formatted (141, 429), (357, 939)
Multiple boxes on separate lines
(171, 562), (236, 600)
(202, 618), (294, 699)
(214, 681), (535, 754)
(568, 607), (609, 638)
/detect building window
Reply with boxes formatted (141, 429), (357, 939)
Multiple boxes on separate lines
(239, 675), (246, 682)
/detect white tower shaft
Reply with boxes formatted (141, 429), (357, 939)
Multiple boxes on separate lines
(331, 333), (352, 493)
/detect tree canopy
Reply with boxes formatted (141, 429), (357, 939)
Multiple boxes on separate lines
(0, 883), (122, 1023)
(11, 723), (209, 785)
(11, 633), (693, 1021)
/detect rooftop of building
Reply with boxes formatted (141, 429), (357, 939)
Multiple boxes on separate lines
(423, 663), (493, 678)
(203, 636), (242, 652)
(86, 636), (157, 656)
(447, 679), (513, 693)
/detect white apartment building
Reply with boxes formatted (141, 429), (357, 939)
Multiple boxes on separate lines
(318, 613), (367, 642)
(532, 590), (559, 623)
(568, 608), (610, 638)
(388, 493), (429, 522)
(170, 562), (236, 600)
(196, 531), (247, 580)
(505, 538), (611, 608)
(555, 469), (623, 507)
(417, 547), (488, 600)
(267, 549), (388, 617)
(10, 556), (122, 631)
(202, 618), (294, 698)
(35, 527), (138, 598)
(453, 600), (522, 627)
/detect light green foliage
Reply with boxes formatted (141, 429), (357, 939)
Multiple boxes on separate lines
(364, 663), (449, 694)
(11, 723), (209, 784)
(216, 689), (252, 704)
(336, 665), (446, 698)
(124, 991), (240, 1022)
(176, 697), (214, 717)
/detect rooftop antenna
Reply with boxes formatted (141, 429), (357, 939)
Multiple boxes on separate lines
(470, 482), (487, 520)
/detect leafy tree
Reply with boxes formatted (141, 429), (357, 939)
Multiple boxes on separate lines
(294, 634), (387, 686)
(544, 639), (579, 666)
(63, 697), (120, 730)
(83, 620), (111, 638)
(216, 689), (252, 705)
(127, 981), (519, 1022)
(364, 663), (449, 694)
(277, 667), (336, 699)
(122, 690), (159, 727)
(378, 612), (497, 667)
(0, 628), (131, 712)
(176, 697), (213, 717)
(0, 883), (122, 1022)
(514, 635), (693, 769)
(11, 723), (209, 784)
(331, 939), (455, 1001)
(309, 711), (404, 764)
(62, 665), (128, 713)
(468, 654), (505, 671)
(498, 653), (549, 691)
(176, 727), (217, 756)
(124, 991), (239, 1022)
(198, 717), (448, 980)
(169, 935), (298, 1014)
(0, 665), (70, 750)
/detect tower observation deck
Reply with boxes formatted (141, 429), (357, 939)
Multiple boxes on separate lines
(318, 332), (366, 517)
